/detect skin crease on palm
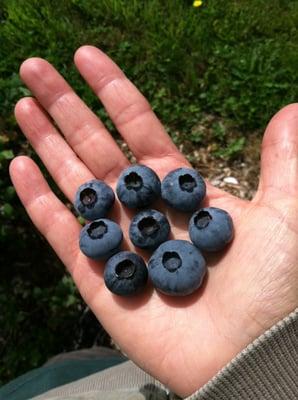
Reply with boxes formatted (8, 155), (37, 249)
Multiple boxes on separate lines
(9, 45), (298, 397)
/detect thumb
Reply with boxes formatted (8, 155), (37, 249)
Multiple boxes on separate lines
(254, 103), (298, 204)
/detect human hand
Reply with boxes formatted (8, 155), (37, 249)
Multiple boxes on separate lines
(9, 46), (298, 398)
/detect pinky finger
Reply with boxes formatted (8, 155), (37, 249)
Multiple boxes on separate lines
(9, 156), (81, 274)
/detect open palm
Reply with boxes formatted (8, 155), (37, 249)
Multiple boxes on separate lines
(10, 46), (298, 398)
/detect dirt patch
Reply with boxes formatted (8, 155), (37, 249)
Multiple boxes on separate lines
(118, 114), (262, 201)
(182, 133), (262, 200)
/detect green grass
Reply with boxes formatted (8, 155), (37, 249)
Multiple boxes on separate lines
(1, 0), (297, 131)
(0, 0), (297, 384)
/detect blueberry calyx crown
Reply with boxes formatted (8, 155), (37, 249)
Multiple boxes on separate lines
(115, 259), (136, 279)
(138, 217), (160, 236)
(194, 210), (212, 229)
(80, 188), (97, 208)
(178, 174), (197, 192)
(87, 221), (108, 239)
(162, 251), (182, 272)
(124, 172), (143, 191)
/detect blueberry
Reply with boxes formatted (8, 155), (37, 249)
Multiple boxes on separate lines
(189, 207), (234, 252)
(79, 219), (123, 260)
(74, 179), (115, 220)
(148, 240), (206, 296)
(116, 165), (161, 208)
(104, 251), (148, 296)
(161, 168), (206, 212)
(129, 209), (170, 250)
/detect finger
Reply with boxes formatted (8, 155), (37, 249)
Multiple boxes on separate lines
(9, 156), (81, 271)
(15, 97), (94, 201)
(19, 58), (128, 180)
(255, 103), (298, 203)
(9, 156), (107, 301)
(74, 45), (186, 164)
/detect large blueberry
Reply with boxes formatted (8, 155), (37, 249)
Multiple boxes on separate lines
(116, 165), (161, 208)
(148, 240), (206, 296)
(129, 209), (170, 250)
(79, 219), (123, 260)
(104, 251), (148, 296)
(74, 179), (115, 220)
(161, 168), (206, 212)
(189, 207), (234, 252)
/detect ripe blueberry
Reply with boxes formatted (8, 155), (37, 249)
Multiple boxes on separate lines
(148, 240), (206, 296)
(79, 219), (123, 260)
(104, 251), (148, 296)
(116, 165), (161, 208)
(129, 209), (170, 250)
(161, 168), (206, 212)
(74, 179), (115, 220)
(189, 207), (234, 252)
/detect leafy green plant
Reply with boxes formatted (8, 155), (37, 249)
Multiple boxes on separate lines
(214, 137), (246, 160)
(0, 273), (84, 385)
(212, 122), (227, 142)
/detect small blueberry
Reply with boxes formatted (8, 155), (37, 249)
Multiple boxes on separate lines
(129, 209), (170, 250)
(189, 207), (234, 252)
(74, 179), (115, 220)
(79, 219), (123, 260)
(161, 168), (206, 212)
(116, 165), (161, 208)
(104, 251), (148, 296)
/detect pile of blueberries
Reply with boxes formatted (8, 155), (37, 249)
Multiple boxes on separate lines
(75, 165), (234, 297)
